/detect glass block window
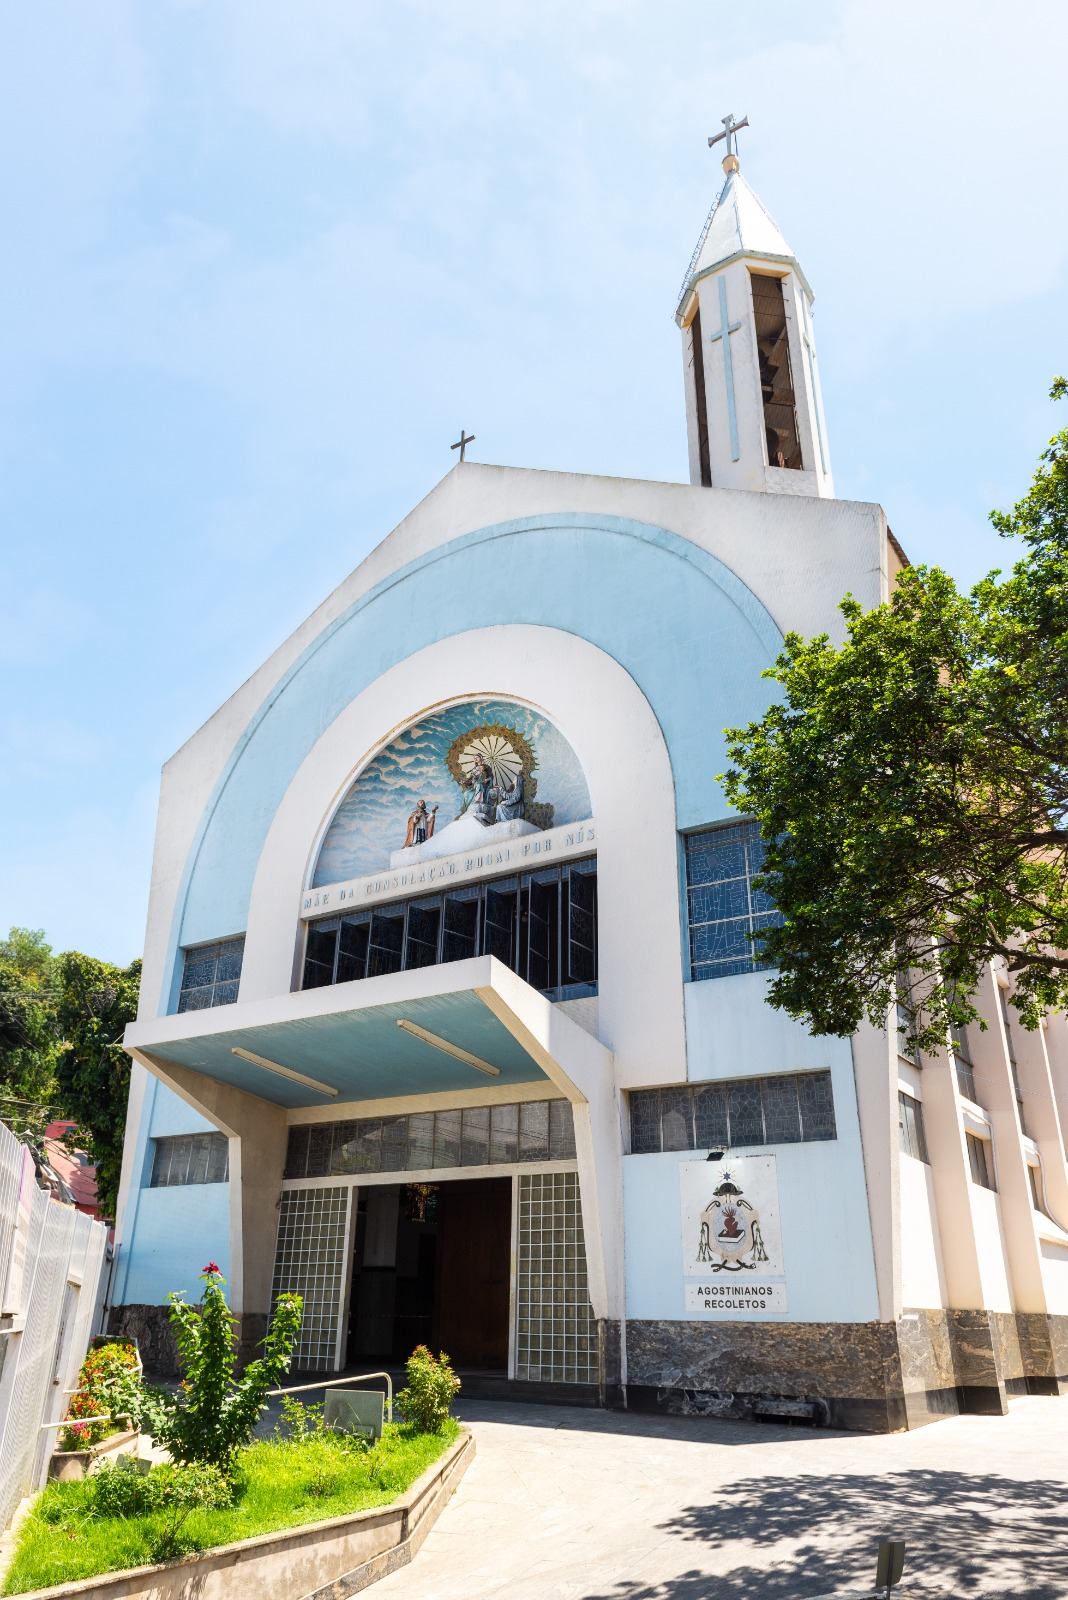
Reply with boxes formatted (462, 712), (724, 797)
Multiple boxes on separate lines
(684, 822), (782, 981)
(898, 1092), (929, 1163)
(629, 1071), (836, 1154)
(516, 1171), (598, 1385)
(284, 1099), (577, 1179)
(301, 860), (596, 1002)
(967, 1132), (996, 1192)
(177, 937), (245, 1012)
(149, 1133), (229, 1187)
(271, 1186), (352, 1372)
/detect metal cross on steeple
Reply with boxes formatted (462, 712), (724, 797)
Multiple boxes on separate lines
(708, 112), (749, 161)
(451, 429), (475, 463)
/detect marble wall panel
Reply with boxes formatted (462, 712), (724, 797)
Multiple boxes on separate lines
(625, 1319), (902, 1402)
(897, 1308), (957, 1393)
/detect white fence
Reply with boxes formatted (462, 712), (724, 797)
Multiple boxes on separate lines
(0, 1120), (110, 1530)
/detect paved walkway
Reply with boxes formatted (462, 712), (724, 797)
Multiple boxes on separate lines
(376, 1395), (1068, 1599)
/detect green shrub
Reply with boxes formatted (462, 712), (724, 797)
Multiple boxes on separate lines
(144, 1462), (233, 1562)
(153, 1263), (302, 1471)
(91, 1458), (232, 1560)
(395, 1346), (460, 1434)
(274, 1395), (326, 1441)
(91, 1458), (152, 1518)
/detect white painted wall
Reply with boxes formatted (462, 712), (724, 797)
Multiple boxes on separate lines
(688, 257), (833, 499)
(136, 465), (886, 1023)
(623, 1140), (880, 1323)
(898, 1156), (947, 1309)
(242, 627), (687, 1090)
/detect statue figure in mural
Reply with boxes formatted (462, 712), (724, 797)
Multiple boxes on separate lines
(403, 799), (438, 849)
(495, 770), (525, 823)
(464, 754), (498, 826)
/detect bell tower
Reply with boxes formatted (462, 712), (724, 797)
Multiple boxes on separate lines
(677, 116), (833, 498)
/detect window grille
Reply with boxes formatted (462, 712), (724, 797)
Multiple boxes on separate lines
(149, 1133), (229, 1187)
(898, 1092), (929, 1163)
(270, 1187), (352, 1372)
(284, 1099), (577, 1180)
(684, 822), (782, 982)
(966, 1132), (996, 1191)
(516, 1172), (598, 1385)
(177, 937), (244, 1012)
(302, 860), (596, 1000)
(629, 1071), (835, 1154)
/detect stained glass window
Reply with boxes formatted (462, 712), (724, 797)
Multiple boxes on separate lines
(684, 824), (782, 982)
(177, 937), (245, 1012)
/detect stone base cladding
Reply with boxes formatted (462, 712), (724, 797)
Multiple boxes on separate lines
(108, 1305), (181, 1377)
(625, 1319), (907, 1432)
(108, 1306), (268, 1377)
(625, 1311), (1068, 1432)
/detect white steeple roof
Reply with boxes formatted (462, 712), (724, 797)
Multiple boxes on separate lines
(677, 166), (810, 318)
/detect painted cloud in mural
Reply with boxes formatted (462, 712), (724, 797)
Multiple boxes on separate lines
(312, 699), (592, 886)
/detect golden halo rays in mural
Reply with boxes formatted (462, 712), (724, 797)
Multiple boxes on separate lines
(445, 722), (537, 795)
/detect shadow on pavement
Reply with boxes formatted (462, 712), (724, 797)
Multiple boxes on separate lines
(580, 1469), (1068, 1599)
(452, 1398), (855, 1448)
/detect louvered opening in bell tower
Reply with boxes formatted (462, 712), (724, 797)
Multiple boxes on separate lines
(689, 306), (712, 487)
(750, 273), (803, 471)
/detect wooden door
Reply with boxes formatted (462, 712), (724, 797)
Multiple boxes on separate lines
(432, 1178), (512, 1370)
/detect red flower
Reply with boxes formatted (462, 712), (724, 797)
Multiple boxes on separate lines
(203, 1262), (220, 1274)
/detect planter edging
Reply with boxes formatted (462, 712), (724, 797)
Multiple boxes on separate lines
(48, 1433), (140, 1483)
(17, 1427), (473, 1600)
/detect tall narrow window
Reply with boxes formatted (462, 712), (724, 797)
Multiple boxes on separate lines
(750, 274), (802, 470)
(997, 986), (1025, 1114)
(951, 1020), (979, 1104)
(898, 1092), (929, 1163)
(690, 307), (711, 487)
(966, 1132), (996, 1191)
(1028, 1164), (1049, 1216)
(685, 822), (782, 981)
(896, 974), (921, 1069)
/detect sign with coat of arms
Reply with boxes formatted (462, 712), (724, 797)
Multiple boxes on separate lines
(679, 1154), (786, 1316)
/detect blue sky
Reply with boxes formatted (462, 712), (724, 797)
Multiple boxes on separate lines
(2, 0), (1066, 963)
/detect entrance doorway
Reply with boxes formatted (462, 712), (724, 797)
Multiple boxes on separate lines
(347, 1177), (512, 1372)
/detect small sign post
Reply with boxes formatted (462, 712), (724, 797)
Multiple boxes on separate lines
(875, 1539), (906, 1599)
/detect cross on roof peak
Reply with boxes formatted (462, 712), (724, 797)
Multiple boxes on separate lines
(708, 112), (749, 171)
(451, 429), (475, 464)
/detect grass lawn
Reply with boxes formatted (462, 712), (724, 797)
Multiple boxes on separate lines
(4, 1420), (460, 1595)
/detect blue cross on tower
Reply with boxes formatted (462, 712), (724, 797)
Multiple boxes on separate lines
(708, 277), (743, 463)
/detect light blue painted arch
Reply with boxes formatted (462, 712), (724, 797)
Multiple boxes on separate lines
(168, 513), (785, 1009)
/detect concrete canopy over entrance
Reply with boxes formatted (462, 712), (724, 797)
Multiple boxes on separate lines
(123, 956), (622, 1342)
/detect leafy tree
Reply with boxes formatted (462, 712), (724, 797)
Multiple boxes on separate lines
(54, 952), (141, 1217)
(154, 1265), (303, 1471)
(724, 381), (1068, 1055)
(0, 927), (60, 1126)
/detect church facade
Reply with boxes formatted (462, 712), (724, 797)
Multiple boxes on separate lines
(112, 141), (1068, 1429)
